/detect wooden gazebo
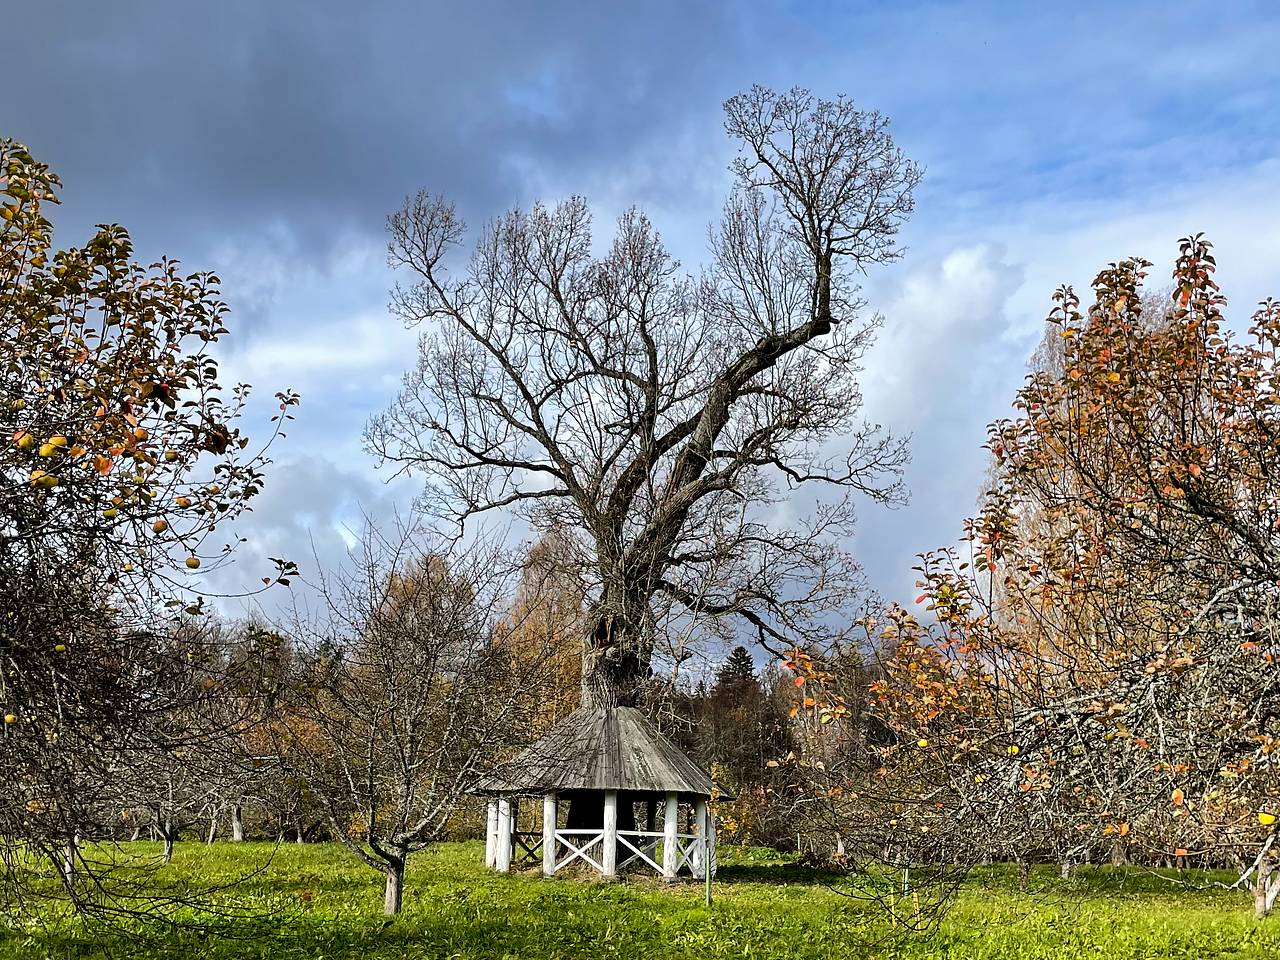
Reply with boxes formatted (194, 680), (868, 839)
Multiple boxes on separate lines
(474, 706), (721, 880)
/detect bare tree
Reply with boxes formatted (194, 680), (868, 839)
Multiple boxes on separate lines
(367, 86), (921, 710)
(280, 526), (546, 914)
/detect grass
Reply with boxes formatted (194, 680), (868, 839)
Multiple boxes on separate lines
(2, 841), (1277, 959)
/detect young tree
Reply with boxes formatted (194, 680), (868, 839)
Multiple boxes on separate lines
(367, 86), (920, 709)
(281, 527), (547, 914)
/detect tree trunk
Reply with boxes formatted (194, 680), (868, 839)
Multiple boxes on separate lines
(1059, 859), (1073, 880)
(162, 826), (176, 864)
(1256, 857), (1280, 919)
(1110, 839), (1129, 866)
(580, 614), (650, 710)
(60, 835), (77, 886)
(1017, 857), (1030, 892)
(231, 802), (244, 842)
(207, 810), (218, 844)
(383, 858), (406, 915)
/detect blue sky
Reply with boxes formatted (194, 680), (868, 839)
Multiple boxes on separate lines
(9, 1), (1280, 637)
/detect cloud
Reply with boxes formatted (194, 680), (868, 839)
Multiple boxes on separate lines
(854, 244), (1029, 604)
(8, 0), (1280, 622)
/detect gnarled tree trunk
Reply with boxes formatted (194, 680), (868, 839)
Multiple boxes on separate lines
(383, 854), (406, 915)
(1256, 857), (1279, 919)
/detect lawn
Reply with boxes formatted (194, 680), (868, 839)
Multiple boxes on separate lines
(2, 841), (1276, 959)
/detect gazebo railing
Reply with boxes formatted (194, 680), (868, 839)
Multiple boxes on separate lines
(487, 790), (716, 880)
(549, 828), (704, 877)
(553, 828), (607, 872)
(616, 829), (663, 872)
(512, 830), (543, 865)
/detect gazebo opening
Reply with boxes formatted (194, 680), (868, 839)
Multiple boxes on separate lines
(474, 706), (725, 879)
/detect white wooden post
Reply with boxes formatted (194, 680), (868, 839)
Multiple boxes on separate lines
(661, 791), (679, 879)
(495, 797), (513, 873)
(693, 798), (708, 878)
(707, 804), (717, 877)
(602, 790), (619, 877)
(484, 799), (498, 869)
(542, 792), (557, 876)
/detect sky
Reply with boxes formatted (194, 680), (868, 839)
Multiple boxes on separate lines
(8, 0), (1280, 630)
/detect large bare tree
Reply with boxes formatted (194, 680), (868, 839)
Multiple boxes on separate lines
(368, 87), (921, 709)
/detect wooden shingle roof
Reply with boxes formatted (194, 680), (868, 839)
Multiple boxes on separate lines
(474, 706), (717, 796)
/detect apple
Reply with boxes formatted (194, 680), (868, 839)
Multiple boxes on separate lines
(152, 519), (169, 534)
(185, 556), (201, 570)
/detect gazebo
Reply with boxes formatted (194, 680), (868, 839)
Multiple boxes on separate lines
(474, 706), (722, 880)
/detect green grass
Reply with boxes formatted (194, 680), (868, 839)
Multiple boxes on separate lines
(2, 841), (1276, 959)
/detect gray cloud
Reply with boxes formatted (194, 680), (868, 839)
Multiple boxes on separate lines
(7, 1), (1280, 619)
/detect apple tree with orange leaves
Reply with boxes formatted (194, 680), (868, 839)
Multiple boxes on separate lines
(789, 236), (1280, 919)
(0, 139), (298, 915)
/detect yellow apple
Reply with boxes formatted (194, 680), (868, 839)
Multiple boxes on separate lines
(152, 519), (169, 534)
(185, 556), (201, 570)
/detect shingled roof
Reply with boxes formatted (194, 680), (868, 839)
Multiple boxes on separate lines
(474, 706), (718, 796)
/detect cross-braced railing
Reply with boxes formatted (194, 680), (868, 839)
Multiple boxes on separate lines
(487, 790), (717, 880)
